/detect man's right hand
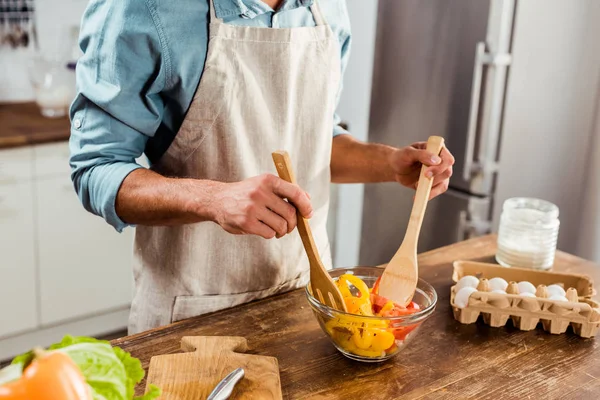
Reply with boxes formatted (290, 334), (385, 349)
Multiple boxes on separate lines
(209, 174), (313, 239)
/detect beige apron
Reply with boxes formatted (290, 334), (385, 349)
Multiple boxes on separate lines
(129, 0), (341, 334)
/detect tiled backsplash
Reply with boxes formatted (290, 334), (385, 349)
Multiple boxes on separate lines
(0, 0), (88, 102)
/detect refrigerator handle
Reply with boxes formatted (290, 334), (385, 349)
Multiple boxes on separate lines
(463, 42), (512, 181)
(463, 42), (486, 181)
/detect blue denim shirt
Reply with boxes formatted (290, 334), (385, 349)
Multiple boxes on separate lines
(69, 0), (352, 232)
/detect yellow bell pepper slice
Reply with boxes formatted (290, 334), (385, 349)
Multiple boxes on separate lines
(344, 297), (364, 314)
(337, 274), (370, 299)
(326, 274), (399, 358)
(376, 301), (395, 316)
(358, 302), (374, 316)
(369, 328), (395, 351)
(352, 328), (374, 350)
(343, 339), (385, 358)
(336, 281), (353, 299)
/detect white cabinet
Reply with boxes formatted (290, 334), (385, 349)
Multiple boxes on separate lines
(0, 183), (37, 338)
(0, 142), (136, 360)
(0, 147), (33, 183)
(34, 143), (134, 326)
(33, 141), (72, 179)
(0, 146), (37, 338)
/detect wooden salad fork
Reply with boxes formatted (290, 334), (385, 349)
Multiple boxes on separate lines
(272, 150), (347, 312)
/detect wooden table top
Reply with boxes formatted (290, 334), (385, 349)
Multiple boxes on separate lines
(0, 102), (70, 149)
(114, 235), (600, 399)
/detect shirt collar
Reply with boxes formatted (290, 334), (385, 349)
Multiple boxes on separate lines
(215, 0), (314, 19)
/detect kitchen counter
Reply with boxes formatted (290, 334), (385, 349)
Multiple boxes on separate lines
(113, 235), (600, 399)
(0, 102), (70, 149)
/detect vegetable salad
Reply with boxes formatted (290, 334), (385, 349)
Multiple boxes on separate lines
(324, 274), (420, 358)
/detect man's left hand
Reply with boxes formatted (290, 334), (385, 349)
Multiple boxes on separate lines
(388, 142), (455, 199)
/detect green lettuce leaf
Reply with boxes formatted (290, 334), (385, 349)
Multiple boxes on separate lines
(135, 385), (161, 400)
(4, 335), (160, 400)
(113, 346), (145, 399)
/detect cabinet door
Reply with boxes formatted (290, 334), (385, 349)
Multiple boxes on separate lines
(0, 182), (37, 338)
(36, 177), (134, 325)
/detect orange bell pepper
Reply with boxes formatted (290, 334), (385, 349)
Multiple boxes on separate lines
(0, 348), (91, 400)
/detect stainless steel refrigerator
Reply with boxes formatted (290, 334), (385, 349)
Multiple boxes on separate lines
(359, 0), (516, 265)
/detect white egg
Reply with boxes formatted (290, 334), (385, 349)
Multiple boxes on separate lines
(454, 287), (478, 309)
(517, 281), (536, 295)
(491, 289), (507, 294)
(488, 277), (508, 292)
(520, 292), (536, 298)
(455, 276), (479, 292)
(546, 284), (566, 297)
(548, 294), (568, 302)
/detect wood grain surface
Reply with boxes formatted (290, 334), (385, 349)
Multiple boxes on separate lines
(0, 102), (69, 149)
(113, 235), (600, 399)
(146, 336), (281, 399)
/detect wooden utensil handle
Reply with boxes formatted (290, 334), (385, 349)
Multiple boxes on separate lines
(271, 151), (321, 265)
(403, 136), (445, 249)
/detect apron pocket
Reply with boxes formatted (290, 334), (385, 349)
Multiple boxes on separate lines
(172, 294), (242, 323)
(171, 271), (310, 323)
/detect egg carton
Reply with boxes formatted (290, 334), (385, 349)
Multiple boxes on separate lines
(450, 261), (600, 338)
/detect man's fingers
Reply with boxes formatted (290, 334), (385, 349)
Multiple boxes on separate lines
(424, 147), (454, 178)
(432, 165), (453, 186)
(270, 177), (313, 218)
(429, 180), (449, 200)
(404, 146), (442, 168)
(410, 141), (427, 150)
(266, 192), (297, 234)
(249, 218), (278, 239)
(256, 207), (289, 238)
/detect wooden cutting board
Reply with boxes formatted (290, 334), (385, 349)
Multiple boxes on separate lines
(146, 336), (282, 400)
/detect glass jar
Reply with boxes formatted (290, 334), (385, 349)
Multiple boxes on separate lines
(28, 55), (75, 118)
(496, 197), (560, 270)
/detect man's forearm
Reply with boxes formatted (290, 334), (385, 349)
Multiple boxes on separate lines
(115, 168), (221, 226)
(331, 134), (395, 183)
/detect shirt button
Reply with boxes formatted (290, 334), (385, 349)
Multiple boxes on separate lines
(73, 119), (82, 129)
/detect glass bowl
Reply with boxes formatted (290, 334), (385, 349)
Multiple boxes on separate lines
(306, 266), (437, 362)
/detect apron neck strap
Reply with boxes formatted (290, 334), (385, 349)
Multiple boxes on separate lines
(209, 0), (222, 24)
(310, 0), (327, 26)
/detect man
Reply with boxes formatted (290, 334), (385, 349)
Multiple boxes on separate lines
(70, 0), (455, 334)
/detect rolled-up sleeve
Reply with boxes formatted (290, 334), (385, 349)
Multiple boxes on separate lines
(69, 0), (168, 232)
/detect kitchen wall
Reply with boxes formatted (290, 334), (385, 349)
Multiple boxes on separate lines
(0, 0), (87, 102)
(577, 90), (600, 263)
(492, 0), (600, 257)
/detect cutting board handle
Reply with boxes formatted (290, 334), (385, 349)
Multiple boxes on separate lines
(181, 336), (249, 355)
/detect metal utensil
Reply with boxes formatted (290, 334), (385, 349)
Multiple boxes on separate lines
(207, 367), (245, 400)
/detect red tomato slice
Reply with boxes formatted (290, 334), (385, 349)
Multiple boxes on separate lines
(372, 276), (382, 295)
(393, 325), (418, 341)
(383, 306), (418, 317)
(370, 293), (390, 313)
